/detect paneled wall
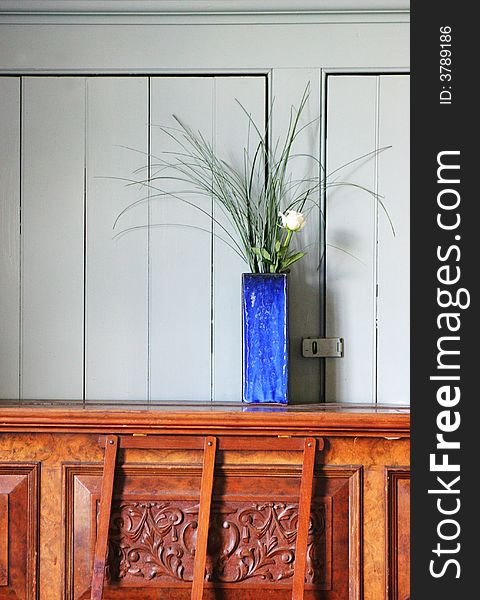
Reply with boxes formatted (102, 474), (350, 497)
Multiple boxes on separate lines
(326, 75), (410, 403)
(0, 7), (410, 404)
(0, 72), (409, 404)
(1, 75), (274, 402)
(0, 73), (329, 403)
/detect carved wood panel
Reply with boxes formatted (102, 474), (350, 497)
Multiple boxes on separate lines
(0, 463), (39, 599)
(105, 499), (330, 585)
(387, 468), (410, 600)
(65, 464), (361, 599)
(0, 493), (8, 586)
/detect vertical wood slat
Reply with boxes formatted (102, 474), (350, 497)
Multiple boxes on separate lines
(0, 494), (8, 585)
(0, 77), (20, 400)
(325, 74), (410, 405)
(90, 434), (118, 600)
(149, 77), (213, 401)
(377, 75), (410, 404)
(271, 69), (322, 403)
(191, 436), (217, 600)
(85, 77), (149, 402)
(387, 472), (410, 600)
(325, 75), (378, 403)
(21, 77), (85, 400)
(213, 76), (266, 402)
(292, 437), (316, 599)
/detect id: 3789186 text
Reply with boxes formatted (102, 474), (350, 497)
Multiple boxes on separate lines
(439, 26), (453, 105)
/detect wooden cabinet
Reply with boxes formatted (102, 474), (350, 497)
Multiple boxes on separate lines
(0, 403), (409, 599)
(0, 463), (39, 599)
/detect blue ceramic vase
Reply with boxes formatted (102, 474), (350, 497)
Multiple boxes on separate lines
(242, 273), (289, 404)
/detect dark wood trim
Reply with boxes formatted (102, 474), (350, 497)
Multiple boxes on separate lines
(98, 434), (326, 451)
(292, 438), (316, 599)
(191, 437), (217, 600)
(349, 467), (363, 600)
(91, 435), (118, 599)
(0, 492), (8, 586)
(0, 404), (410, 438)
(386, 467), (410, 600)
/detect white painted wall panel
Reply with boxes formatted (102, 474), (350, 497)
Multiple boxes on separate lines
(0, 77), (20, 399)
(149, 77), (213, 401)
(377, 75), (410, 404)
(271, 68), (322, 403)
(85, 77), (149, 401)
(21, 77), (85, 399)
(0, 23), (409, 74)
(325, 75), (378, 403)
(325, 74), (410, 404)
(213, 76), (265, 402)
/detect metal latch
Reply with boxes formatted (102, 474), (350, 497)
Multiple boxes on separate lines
(302, 337), (344, 358)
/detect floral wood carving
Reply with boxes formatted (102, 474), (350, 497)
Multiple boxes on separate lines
(104, 499), (328, 586)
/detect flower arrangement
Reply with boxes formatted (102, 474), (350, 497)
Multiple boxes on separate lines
(113, 86), (392, 272)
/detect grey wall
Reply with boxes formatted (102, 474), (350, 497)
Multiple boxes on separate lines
(0, 4), (410, 404)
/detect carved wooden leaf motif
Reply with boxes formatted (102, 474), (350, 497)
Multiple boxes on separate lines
(104, 500), (326, 585)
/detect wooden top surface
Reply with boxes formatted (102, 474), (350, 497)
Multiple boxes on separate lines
(0, 401), (409, 437)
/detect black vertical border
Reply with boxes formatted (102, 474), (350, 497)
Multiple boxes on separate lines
(411, 2), (476, 597)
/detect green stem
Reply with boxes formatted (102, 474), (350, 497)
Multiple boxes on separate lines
(283, 229), (293, 251)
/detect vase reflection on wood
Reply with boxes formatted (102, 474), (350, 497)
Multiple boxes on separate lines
(242, 273), (289, 404)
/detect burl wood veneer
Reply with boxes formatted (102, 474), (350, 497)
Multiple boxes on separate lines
(0, 462), (39, 599)
(0, 402), (410, 600)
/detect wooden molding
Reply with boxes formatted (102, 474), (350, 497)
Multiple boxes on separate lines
(386, 468), (410, 600)
(0, 494), (8, 586)
(349, 466), (363, 600)
(0, 403), (410, 437)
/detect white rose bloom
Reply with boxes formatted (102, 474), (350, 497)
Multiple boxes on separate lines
(279, 210), (306, 232)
